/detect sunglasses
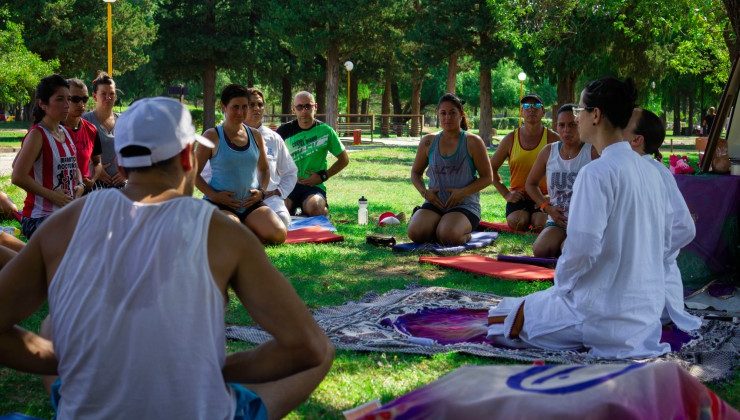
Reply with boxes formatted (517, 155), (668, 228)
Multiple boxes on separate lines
(70, 96), (89, 104)
(294, 103), (315, 111)
(522, 103), (543, 110)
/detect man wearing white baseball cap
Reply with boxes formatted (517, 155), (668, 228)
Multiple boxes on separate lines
(0, 97), (333, 419)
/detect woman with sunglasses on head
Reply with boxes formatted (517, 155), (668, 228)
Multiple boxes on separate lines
(524, 104), (599, 258)
(488, 77), (674, 359)
(195, 84), (286, 244)
(63, 78), (102, 193)
(12, 75), (84, 238)
(490, 93), (558, 232)
(82, 71), (124, 189)
(407, 93), (493, 245)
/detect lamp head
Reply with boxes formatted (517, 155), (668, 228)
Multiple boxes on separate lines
(344, 61), (354, 72)
(518, 72), (527, 82)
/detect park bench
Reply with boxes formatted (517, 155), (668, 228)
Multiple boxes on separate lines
(337, 115), (375, 141)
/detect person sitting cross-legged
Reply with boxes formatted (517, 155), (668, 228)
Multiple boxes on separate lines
(0, 97), (334, 419)
(196, 84), (287, 244)
(407, 93), (493, 245)
(525, 104), (599, 257)
(276, 91), (349, 216)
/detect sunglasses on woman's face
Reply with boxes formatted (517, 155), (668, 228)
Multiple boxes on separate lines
(70, 96), (89, 104)
(522, 103), (543, 110)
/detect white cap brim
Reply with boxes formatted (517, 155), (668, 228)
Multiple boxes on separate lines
(194, 133), (215, 148)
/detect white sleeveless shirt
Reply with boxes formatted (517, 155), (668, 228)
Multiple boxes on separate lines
(546, 142), (593, 220)
(48, 189), (235, 419)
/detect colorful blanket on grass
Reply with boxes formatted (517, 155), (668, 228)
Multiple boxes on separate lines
(225, 287), (739, 382)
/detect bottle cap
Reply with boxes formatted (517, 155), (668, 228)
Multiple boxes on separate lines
(359, 196), (367, 203)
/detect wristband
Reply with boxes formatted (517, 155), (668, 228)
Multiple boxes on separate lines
(538, 201), (551, 211)
(317, 170), (329, 182)
(258, 188), (266, 199)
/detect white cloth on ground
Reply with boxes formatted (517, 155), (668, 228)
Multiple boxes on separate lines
(489, 141), (672, 358)
(643, 155), (701, 331)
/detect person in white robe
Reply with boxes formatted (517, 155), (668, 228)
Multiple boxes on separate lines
(488, 77), (673, 358)
(624, 108), (701, 332)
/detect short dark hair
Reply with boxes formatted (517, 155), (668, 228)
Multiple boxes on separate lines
(247, 87), (265, 102)
(582, 77), (637, 129)
(119, 145), (179, 172)
(220, 84), (249, 106)
(557, 103), (575, 117)
(437, 93), (469, 131)
(92, 71), (114, 93)
(634, 109), (665, 160)
(32, 74), (70, 124)
(66, 78), (87, 90)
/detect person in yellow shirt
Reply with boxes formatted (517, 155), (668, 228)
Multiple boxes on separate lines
(490, 94), (558, 231)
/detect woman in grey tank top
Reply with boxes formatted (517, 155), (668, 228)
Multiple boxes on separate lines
(408, 94), (493, 245)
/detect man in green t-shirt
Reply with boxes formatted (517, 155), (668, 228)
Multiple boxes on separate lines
(277, 91), (350, 216)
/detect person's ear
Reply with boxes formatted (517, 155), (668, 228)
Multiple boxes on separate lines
(591, 107), (603, 126)
(629, 134), (644, 148)
(180, 144), (193, 172)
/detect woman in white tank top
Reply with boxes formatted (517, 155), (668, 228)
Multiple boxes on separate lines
(525, 105), (599, 257)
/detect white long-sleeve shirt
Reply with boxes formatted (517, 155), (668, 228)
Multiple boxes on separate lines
(643, 155), (701, 332)
(514, 142), (672, 358)
(257, 125), (297, 198)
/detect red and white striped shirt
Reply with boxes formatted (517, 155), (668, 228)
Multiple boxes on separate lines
(22, 124), (80, 218)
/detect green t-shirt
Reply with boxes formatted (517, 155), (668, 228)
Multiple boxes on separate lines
(276, 120), (345, 191)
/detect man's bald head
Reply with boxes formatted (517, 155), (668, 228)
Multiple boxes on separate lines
(294, 91), (315, 104)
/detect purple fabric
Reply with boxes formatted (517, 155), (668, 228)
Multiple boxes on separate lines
(497, 255), (558, 268)
(707, 282), (736, 298)
(384, 308), (693, 351)
(674, 174), (740, 280)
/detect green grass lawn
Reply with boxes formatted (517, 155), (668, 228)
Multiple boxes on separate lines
(0, 146), (736, 418)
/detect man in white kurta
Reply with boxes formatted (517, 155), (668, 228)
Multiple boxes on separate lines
(489, 141), (672, 358)
(257, 125), (298, 229)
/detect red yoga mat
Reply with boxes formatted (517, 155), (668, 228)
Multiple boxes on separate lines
(478, 220), (532, 234)
(419, 255), (554, 281)
(285, 226), (344, 244)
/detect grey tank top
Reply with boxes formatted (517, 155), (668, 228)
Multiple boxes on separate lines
(426, 131), (480, 216)
(82, 111), (117, 177)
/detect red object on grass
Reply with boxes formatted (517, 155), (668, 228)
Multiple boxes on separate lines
(478, 220), (533, 234)
(285, 226), (344, 244)
(419, 255), (554, 281)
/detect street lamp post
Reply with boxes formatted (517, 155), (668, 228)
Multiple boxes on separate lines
(344, 61), (354, 115)
(104, 0), (116, 76)
(517, 72), (527, 126)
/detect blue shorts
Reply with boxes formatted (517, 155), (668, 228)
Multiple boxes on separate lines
(51, 379), (267, 419)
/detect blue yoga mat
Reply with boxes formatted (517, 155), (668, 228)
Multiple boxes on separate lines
(392, 231), (498, 255)
(288, 215), (337, 232)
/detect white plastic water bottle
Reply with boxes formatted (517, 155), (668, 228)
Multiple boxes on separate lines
(358, 196), (368, 225)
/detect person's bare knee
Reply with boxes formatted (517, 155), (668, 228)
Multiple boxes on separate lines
(407, 210), (439, 243)
(507, 211), (530, 231)
(301, 195), (327, 216)
(436, 213), (472, 245)
(531, 212), (547, 231)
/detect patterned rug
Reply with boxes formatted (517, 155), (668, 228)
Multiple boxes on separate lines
(225, 287), (738, 382)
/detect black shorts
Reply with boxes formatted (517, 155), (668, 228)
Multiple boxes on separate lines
(505, 198), (543, 217)
(205, 199), (266, 222)
(419, 202), (480, 230)
(21, 216), (47, 239)
(287, 184), (327, 213)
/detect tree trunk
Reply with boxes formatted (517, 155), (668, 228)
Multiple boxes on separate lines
(381, 78), (391, 136)
(688, 94), (695, 135)
(324, 42), (340, 129)
(281, 76), (292, 123)
(722, 0), (740, 63)
(390, 82), (403, 128)
(360, 98), (368, 114)
(556, 71), (577, 115)
(410, 74), (422, 137)
(203, 62), (217, 130)
(350, 74), (359, 122)
(446, 51), (458, 93)
(479, 62), (493, 146)
(315, 79), (326, 115)
(673, 95), (681, 137)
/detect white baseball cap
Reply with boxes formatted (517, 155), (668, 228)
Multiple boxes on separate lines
(115, 97), (214, 168)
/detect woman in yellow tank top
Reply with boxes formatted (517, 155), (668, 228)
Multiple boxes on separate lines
(490, 93), (558, 232)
